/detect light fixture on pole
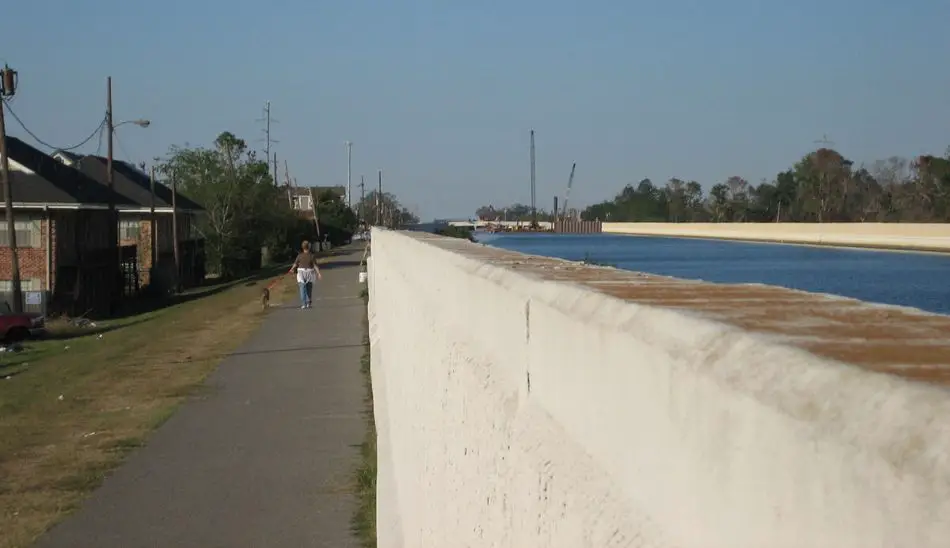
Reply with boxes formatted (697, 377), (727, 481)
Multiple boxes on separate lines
(105, 76), (150, 311)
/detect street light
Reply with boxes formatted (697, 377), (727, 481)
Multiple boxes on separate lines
(115, 119), (150, 129)
(105, 76), (149, 312)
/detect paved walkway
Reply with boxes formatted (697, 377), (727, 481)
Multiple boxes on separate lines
(36, 249), (368, 548)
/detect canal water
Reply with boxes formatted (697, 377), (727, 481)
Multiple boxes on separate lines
(478, 232), (950, 316)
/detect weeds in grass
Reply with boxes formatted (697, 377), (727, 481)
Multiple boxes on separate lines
(351, 291), (377, 547)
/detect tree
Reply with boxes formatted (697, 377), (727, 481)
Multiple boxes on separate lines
(794, 148), (853, 222)
(708, 183), (729, 222)
(475, 205), (498, 220)
(157, 131), (290, 278)
(912, 154), (950, 221)
(563, 141), (950, 225)
(313, 189), (359, 246)
(664, 178), (688, 222)
(358, 190), (420, 229)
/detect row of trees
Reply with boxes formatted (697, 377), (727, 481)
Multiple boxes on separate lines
(580, 148), (950, 223)
(158, 131), (422, 278)
(356, 191), (420, 229)
(157, 131), (422, 278)
(474, 148), (950, 224)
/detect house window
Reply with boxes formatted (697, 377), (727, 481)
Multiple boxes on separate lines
(119, 219), (141, 240)
(0, 217), (41, 248)
(0, 278), (42, 292)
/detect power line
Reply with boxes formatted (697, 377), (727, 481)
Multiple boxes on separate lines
(113, 130), (137, 166)
(814, 134), (835, 148)
(94, 119), (106, 156)
(3, 100), (105, 151)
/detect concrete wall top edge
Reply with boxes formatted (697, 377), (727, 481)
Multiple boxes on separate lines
(603, 222), (950, 252)
(374, 229), (950, 479)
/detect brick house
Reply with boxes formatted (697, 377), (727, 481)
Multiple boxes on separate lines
(51, 152), (205, 292)
(1, 137), (137, 316)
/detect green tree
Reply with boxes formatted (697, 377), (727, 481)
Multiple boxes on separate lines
(793, 148), (853, 222)
(912, 154), (950, 220)
(358, 190), (420, 229)
(707, 183), (729, 222)
(157, 131), (292, 278)
(313, 189), (359, 246)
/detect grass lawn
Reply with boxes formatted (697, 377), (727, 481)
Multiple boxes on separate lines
(0, 267), (296, 548)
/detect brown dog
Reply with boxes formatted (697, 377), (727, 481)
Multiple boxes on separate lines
(260, 287), (270, 311)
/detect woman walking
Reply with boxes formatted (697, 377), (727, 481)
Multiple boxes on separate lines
(293, 240), (322, 309)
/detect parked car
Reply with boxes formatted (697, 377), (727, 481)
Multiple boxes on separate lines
(0, 302), (46, 343)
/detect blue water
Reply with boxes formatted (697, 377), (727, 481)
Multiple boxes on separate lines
(478, 233), (950, 316)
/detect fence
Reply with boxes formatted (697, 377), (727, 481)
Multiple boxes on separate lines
(553, 219), (603, 234)
(0, 290), (49, 316)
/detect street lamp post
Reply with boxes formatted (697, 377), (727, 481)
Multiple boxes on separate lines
(105, 76), (149, 312)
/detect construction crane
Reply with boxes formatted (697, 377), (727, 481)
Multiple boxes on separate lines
(559, 162), (577, 223)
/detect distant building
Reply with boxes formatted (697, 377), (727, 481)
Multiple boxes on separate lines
(287, 185), (346, 217)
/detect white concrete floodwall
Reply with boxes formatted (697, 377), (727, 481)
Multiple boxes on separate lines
(368, 228), (950, 548)
(603, 222), (950, 251)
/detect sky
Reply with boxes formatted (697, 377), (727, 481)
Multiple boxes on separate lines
(2, 0), (949, 220)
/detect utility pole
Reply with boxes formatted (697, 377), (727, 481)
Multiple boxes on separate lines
(106, 76), (120, 311)
(358, 175), (365, 227)
(376, 170), (382, 226)
(530, 129), (537, 228)
(345, 141), (353, 208)
(171, 173), (181, 293)
(273, 152), (278, 187)
(0, 64), (22, 313)
(259, 101), (279, 175)
(149, 166), (157, 270)
(264, 101), (272, 162)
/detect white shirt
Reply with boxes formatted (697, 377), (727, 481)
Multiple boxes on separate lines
(296, 267), (316, 284)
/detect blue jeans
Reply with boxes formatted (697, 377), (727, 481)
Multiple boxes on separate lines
(298, 282), (313, 307)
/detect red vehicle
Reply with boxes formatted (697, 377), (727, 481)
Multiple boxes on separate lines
(0, 302), (45, 343)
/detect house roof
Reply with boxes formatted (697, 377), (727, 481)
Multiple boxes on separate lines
(51, 149), (82, 164)
(73, 156), (205, 212)
(4, 137), (137, 208)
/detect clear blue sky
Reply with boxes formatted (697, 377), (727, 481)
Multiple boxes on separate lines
(2, 0), (949, 220)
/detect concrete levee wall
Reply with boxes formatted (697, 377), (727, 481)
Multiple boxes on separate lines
(368, 227), (950, 547)
(603, 222), (950, 251)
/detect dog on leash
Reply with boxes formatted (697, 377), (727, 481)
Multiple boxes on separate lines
(260, 286), (270, 311)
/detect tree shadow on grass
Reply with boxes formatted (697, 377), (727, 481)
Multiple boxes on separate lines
(105, 266), (289, 321)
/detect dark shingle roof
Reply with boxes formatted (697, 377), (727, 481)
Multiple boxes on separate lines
(74, 156), (205, 212)
(4, 137), (136, 207)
